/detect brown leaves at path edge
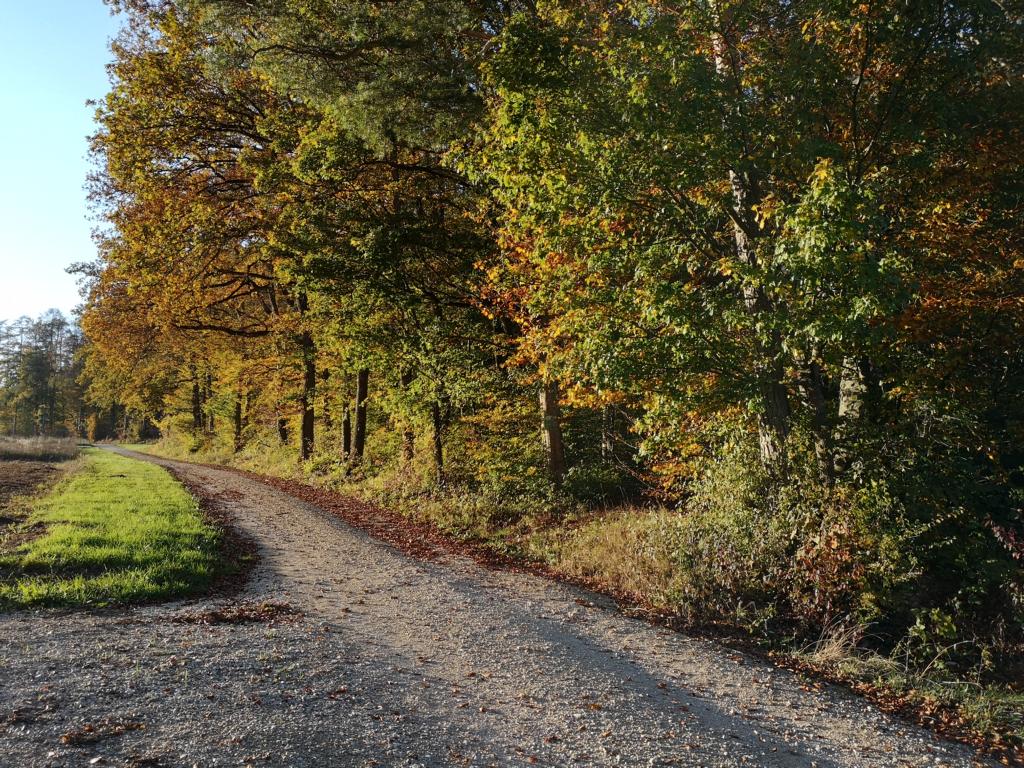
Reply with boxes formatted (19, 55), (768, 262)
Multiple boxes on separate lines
(172, 600), (302, 626)
(61, 718), (144, 746)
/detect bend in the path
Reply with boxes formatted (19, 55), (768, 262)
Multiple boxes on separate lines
(92, 445), (991, 767)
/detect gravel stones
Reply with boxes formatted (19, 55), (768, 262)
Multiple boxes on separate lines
(0, 448), (996, 767)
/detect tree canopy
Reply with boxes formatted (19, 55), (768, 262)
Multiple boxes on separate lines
(77, 0), (1024, 677)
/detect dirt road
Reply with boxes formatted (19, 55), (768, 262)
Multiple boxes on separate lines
(0, 447), (993, 767)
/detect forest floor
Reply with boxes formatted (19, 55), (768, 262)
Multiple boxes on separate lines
(0, 446), (1000, 767)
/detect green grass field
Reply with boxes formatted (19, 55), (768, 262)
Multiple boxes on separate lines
(0, 448), (223, 609)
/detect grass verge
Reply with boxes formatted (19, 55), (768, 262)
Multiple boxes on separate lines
(0, 448), (223, 609)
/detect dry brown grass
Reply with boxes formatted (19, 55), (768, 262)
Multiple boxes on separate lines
(536, 507), (684, 609)
(0, 437), (80, 462)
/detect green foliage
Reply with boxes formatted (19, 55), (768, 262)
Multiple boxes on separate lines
(561, 463), (633, 506)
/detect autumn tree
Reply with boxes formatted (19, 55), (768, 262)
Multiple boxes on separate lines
(474, 0), (1024, 480)
(183, 0), (562, 479)
(81, 0), (1024, 655)
(86, 1), (325, 459)
(468, 0), (1024, 633)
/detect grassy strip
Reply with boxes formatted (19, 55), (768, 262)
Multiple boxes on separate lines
(0, 448), (222, 609)
(790, 635), (1024, 758)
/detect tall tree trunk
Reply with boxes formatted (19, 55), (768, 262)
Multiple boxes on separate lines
(352, 368), (369, 463)
(205, 371), (214, 433)
(799, 358), (835, 485)
(431, 400), (445, 486)
(191, 374), (202, 433)
(601, 405), (615, 461)
(295, 291), (315, 461)
(728, 171), (791, 468)
(299, 330), (316, 461)
(539, 379), (567, 487)
(400, 371), (415, 462)
(711, 26), (791, 469)
(835, 356), (868, 473)
(233, 391), (243, 453)
(838, 357), (867, 423)
(320, 369), (332, 431)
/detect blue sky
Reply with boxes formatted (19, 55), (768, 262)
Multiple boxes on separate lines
(0, 2), (123, 322)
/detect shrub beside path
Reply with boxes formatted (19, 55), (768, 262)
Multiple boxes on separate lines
(0, 446), (996, 767)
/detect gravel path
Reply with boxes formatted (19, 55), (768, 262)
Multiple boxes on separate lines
(0, 447), (994, 767)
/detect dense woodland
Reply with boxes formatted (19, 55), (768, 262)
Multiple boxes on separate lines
(0, 312), (91, 438)
(76, 0), (1022, 681)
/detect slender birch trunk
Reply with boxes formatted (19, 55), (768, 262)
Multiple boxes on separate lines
(352, 368), (369, 463)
